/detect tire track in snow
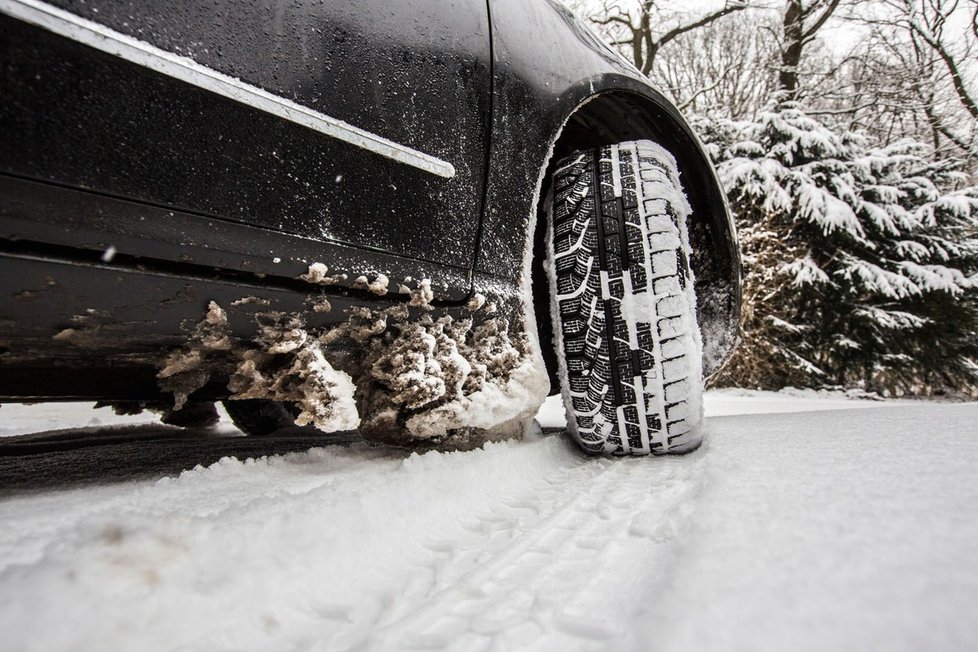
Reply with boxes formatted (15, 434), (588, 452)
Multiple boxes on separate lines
(0, 429), (710, 652)
(363, 444), (708, 651)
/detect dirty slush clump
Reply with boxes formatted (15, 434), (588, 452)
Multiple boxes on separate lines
(156, 276), (544, 448)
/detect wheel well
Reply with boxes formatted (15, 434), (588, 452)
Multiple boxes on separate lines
(531, 91), (741, 395)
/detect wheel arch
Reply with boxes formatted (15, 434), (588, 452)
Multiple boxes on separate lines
(529, 89), (742, 389)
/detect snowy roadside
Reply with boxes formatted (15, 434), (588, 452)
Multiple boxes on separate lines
(700, 386), (920, 416)
(0, 387), (905, 437)
(537, 387), (918, 424)
(1, 393), (976, 651)
(0, 401), (163, 438)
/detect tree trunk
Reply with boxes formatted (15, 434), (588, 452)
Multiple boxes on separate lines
(779, 0), (804, 98)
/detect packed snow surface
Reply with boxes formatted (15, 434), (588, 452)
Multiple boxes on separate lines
(1, 392), (976, 651)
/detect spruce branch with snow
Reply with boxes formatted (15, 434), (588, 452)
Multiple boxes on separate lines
(702, 103), (978, 395)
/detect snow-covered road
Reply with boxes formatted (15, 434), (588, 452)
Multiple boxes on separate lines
(1, 393), (976, 651)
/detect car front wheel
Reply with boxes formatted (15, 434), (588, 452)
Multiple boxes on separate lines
(546, 140), (704, 456)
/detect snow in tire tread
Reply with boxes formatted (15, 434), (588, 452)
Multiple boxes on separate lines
(549, 141), (702, 455)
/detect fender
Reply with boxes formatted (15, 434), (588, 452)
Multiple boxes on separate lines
(479, 0), (741, 375)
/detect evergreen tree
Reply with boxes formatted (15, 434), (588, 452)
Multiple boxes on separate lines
(697, 104), (978, 395)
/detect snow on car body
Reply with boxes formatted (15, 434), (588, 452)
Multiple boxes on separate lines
(0, 0), (741, 453)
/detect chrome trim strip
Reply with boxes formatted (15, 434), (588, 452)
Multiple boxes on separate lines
(0, 0), (456, 179)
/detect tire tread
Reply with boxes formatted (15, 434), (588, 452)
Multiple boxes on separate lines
(549, 140), (702, 455)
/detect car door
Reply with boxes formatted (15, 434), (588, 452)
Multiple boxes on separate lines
(0, 0), (492, 275)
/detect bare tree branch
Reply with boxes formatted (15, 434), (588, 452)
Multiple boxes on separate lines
(907, 10), (978, 119)
(677, 63), (735, 111)
(802, 0), (843, 41)
(577, 0), (753, 76)
(656, 2), (750, 51)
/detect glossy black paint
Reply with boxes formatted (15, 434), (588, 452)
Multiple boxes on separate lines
(0, 0), (740, 401)
(1, 0), (491, 268)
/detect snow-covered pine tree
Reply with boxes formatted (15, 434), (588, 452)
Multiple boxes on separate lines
(697, 103), (978, 396)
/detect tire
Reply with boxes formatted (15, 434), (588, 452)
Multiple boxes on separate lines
(222, 399), (300, 436)
(546, 140), (704, 456)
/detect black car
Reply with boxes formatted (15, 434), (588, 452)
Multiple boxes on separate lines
(0, 0), (740, 455)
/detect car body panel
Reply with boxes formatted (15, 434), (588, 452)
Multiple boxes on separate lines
(0, 0), (491, 269)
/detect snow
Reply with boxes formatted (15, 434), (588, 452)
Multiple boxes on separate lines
(150, 269), (545, 444)
(405, 356), (544, 440)
(353, 273), (390, 296)
(837, 254), (920, 300)
(641, 404), (978, 652)
(1, 392), (975, 651)
(355, 310), (546, 443)
(782, 255), (832, 287)
(700, 386), (916, 416)
(408, 277), (434, 307)
(797, 182), (866, 240)
(156, 301), (363, 429)
(899, 261), (974, 294)
(299, 262), (344, 286)
(0, 403), (159, 437)
(465, 293), (486, 311)
(299, 262), (331, 284)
